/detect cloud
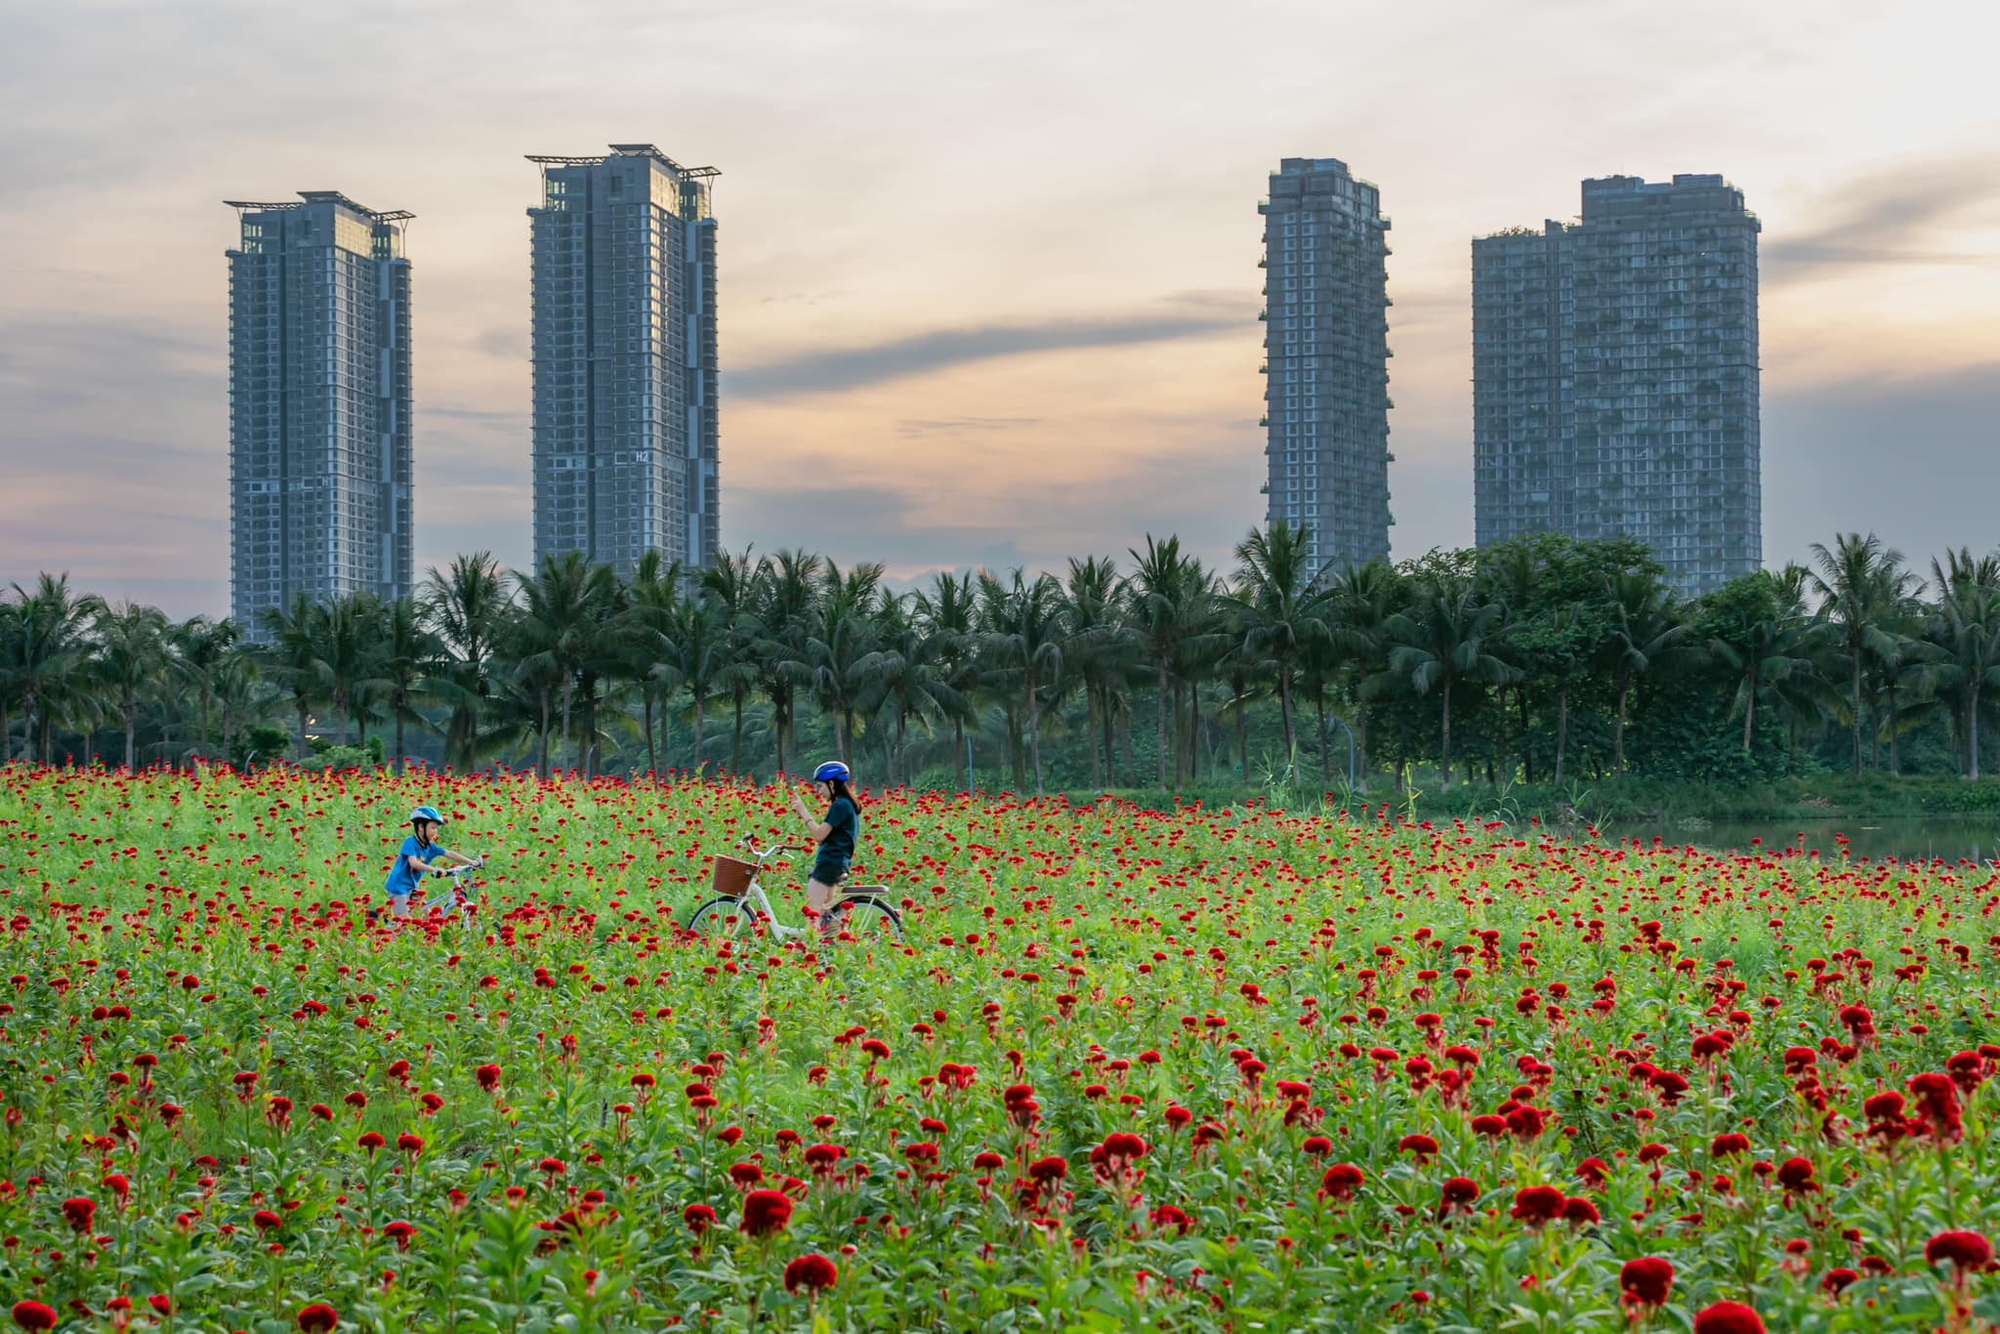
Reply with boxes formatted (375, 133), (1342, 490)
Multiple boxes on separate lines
(893, 416), (1041, 438)
(1764, 155), (2000, 285)
(727, 302), (1252, 401)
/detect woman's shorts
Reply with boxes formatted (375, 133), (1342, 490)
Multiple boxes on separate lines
(810, 859), (849, 887)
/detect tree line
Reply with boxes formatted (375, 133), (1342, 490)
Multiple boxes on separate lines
(3, 525), (1997, 792)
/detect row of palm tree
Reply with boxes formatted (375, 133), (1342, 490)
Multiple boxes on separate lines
(5, 526), (1998, 788)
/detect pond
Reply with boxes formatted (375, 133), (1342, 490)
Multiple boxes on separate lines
(1602, 817), (2000, 865)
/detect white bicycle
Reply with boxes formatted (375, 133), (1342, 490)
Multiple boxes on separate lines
(369, 863), (481, 927)
(686, 837), (904, 943)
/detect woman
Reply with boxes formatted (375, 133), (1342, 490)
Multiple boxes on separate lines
(790, 760), (860, 934)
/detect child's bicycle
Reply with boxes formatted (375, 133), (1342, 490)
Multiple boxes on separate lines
(686, 837), (904, 943)
(367, 864), (480, 928)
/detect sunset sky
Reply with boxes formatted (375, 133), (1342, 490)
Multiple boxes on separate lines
(4, 0), (1998, 618)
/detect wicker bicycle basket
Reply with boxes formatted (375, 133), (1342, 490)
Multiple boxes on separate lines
(710, 855), (756, 898)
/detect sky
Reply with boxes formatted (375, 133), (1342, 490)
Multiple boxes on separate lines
(3, 0), (1998, 619)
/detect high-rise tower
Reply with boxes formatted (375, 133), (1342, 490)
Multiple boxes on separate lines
(226, 192), (413, 637)
(527, 144), (719, 574)
(1473, 174), (1761, 592)
(1259, 157), (1394, 574)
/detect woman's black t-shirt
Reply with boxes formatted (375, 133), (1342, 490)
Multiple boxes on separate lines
(818, 796), (859, 869)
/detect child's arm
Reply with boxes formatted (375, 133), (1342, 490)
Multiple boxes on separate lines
(430, 847), (484, 870)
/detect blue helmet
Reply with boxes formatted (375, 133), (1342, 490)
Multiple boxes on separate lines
(812, 760), (851, 784)
(409, 805), (445, 826)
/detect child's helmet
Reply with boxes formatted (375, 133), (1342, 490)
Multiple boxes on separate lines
(409, 805), (445, 826)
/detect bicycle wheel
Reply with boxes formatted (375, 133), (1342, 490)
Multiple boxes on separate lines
(686, 896), (754, 937)
(825, 897), (904, 944)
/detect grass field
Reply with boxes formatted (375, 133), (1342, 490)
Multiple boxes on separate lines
(0, 765), (1996, 1332)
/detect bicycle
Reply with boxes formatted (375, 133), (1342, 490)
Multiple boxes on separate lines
(685, 836), (904, 944)
(368, 863), (481, 928)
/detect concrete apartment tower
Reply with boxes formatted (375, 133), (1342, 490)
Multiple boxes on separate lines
(527, 144), (719, 574)
(1259, 157), (1394, 574)
(225, 192), (413, 639)
(1473, 174), (1761, 593)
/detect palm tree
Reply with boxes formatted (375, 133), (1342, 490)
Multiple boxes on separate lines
(1926, 549), (2000, 779)
(700, 547), (765, 775)
(1378, 572), (1516, 791)
(318, 593), (388, 747)
(379, 598), (440, 774)
(979, 569), (1067, 797)
(663, 589), (745, 777)
(1060, 556), (1133, 789)
(860, 589), (962, 786)
(1809, 533), (1916, 777)
(93, 601), (169, 770)
(510, 552), (620, 775)
(10, 574), (104, 764)
(1603, 571), (1685, 775)
(752, 551), (821, 777)
(1127, 535), (1211, 789)
(258, 593), (327, 762)
(169, 616), (238, 762)
(422, 552), (509, 771)
(806, 561), (886, 765)
(913, 571), (982, 790)
(1231, 521), (1331, 762)
(0, 597), (23, 763)
(1705, 568), (1824, 755)
(1326, 559), (1401, 780)
(626, 550), (686, 778)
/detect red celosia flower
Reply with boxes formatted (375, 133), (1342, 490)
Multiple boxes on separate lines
(539, 1157), (567, 1176)
(1398, 1134), (1439, 1160)
(1301, 1135), (1333, 1158)
(1561, 1197), (1601, 1226)
(383, 1221), (416, 1251)
(683, 1203), (718, 1234)
(784, 1253), (839, 1296)
(1149, 1203), (1194, 1234)
(357, 1132), (386, 1153)
(12, 1301), (58, 1331)
(395, 1133), (424, 1157)
(61, 1197), (96, 1233)
(1711, 1133), (1751, 1157)
(253, 1209), (284, 1233)
(1028, 1156), (1069, 1184)
(1509, 1186), (1566, 1227)
(1925, 1230), (1994, 1275)
(740, 1188), (794, 1238)
(1692, 1301), (1766, 1334)
(972, 1151), (1006, 1172)
(297, 1304), (340, 1333)
(1775, 1157), (1817, 1193)
(1822, 1268), (1859, 1296)
(1319, 1164), (1364, 1202)
(1439, 1176), (1481, 1218)
(147, 1296), (173, 1317)
(1620, 1256), (1674, 1308)
(475, 1064), (502, 1091)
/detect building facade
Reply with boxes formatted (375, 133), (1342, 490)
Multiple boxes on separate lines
(1259, 157), (1394, 575)
(226, 193), (413, 639)
(1473, 174), (1761, 592)
(527, 144), (719, 575)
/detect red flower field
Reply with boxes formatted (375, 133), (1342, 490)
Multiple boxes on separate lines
(0, 765), (1995, 1330)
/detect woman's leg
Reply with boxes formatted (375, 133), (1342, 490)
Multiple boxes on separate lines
(806, 876), (839, 917)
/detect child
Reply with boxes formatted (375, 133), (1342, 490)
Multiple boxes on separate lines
(380, 805), (482, 922)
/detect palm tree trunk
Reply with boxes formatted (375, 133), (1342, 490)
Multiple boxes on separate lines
(1613, 668), (1631, 776)
(643, 695), (657, 778)
(1155, 664), (1170, 790)
(198, 689), (213, 762)
(773, 698), (789, 777)
(1887, 693), (1900, 776)
(1850, 651), (1863, 777)
(560, 681), (575, 774)
(536, 689), (552, 780)
(1970, 686), (1982, 782)
(1, 698), (10, 764)
(1085, 685), (1102, 789)
(296, 698), (311, 762)
(1439, 687), (1453, 793)
(124, 699), (137, 772)
(1517, 687), (1534, 785)
(1741, 668), (1757, 753)
(953, 715), (967, 791)
(731, 686), (745, 776)
(1277, 671), (1297, 762)
(1316, 691), (1330, 785)
(693, 694), (706, 777)
(1553, 685), (1569, 784)
(1103, 695), (1118, 788)
(394, 707), (407, 777)
(1027, 674), (1043, 798)
(1235, 695), (1249, 784)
